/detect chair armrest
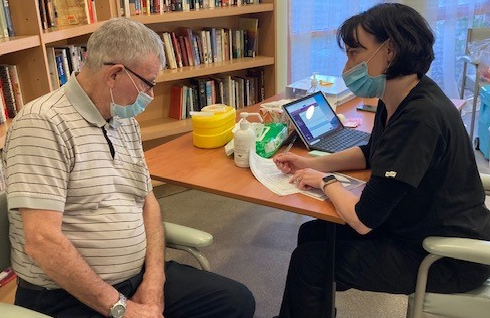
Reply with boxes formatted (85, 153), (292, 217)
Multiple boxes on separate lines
(460, 55), (480, 65)
(0, 303), (53, 317)
(164, 222), (213, 248)
(423, 236), (490, 266)
(480, 173), (490, 192)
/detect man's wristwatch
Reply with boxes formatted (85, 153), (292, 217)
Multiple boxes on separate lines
(320, 174), (338, 192)
(109, 293), (127, 318)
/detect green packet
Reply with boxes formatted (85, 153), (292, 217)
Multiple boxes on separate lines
(255, 123), (288, 158)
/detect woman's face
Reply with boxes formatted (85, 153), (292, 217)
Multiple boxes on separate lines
(343, 26), (389, 77)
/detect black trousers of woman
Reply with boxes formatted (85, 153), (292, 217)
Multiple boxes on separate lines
(277, 219), (490, 318)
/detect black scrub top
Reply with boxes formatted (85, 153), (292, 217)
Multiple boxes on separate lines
(357, 76), (490, 246)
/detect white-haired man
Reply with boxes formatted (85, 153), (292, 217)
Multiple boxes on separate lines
(4, 18), (255, 318)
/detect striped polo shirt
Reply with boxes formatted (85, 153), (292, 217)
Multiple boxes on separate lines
(3, 73), (152, 289)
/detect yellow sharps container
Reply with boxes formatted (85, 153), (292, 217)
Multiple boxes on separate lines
(191, 104), (236, 148)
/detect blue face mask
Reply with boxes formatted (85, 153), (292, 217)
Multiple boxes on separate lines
(110, 70), (154, 118)
(342, 41), (388, 99)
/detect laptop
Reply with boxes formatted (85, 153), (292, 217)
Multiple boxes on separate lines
(282, 91), (371, 153)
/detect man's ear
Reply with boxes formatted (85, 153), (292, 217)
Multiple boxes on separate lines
(105, 64), (124, 89)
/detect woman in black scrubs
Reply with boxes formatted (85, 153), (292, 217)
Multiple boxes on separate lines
(273, 3), (490, 318)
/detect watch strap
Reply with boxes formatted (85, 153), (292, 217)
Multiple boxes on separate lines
(109, 293), (127, 318)
(321, 174), (338, 192)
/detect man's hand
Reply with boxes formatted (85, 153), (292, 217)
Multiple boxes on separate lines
(125, 300), (164, 318)
(131, 278), (164, 313)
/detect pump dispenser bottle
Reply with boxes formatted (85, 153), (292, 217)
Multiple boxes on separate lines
(234, 112), (263, 168)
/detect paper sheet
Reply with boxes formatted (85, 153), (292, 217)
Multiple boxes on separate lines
(249, 151), (365, 200)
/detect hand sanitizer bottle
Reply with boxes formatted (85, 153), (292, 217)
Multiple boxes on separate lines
(306, 72), (319, 95)
(234, 112), (262, 168)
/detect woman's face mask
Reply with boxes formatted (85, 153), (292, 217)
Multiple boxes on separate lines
(110, 70), (153, 118)
(342, 41), (388, 99)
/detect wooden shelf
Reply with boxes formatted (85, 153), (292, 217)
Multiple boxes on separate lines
(133, 4), (274, 24)
(2, 0), (276, 142)
(157, 56), (274, 82)
(0, 36), (41, 55)
(42, 22), (106, 44)
(139, 117), (194, 141)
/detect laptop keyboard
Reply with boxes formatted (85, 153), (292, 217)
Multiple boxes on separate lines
(315, 129), (370, 153)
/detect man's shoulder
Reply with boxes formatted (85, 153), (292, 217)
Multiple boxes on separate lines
(18, 87), (71, 118)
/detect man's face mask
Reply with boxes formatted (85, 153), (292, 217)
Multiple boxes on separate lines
(110, 69), (153, 118)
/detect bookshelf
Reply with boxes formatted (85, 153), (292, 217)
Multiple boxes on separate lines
(0, 0), (277, 144)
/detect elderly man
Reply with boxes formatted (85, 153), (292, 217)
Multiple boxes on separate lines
(3, 18), (254, 318)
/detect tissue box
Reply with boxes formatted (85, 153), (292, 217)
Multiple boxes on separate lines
(192, 106), (236, 148)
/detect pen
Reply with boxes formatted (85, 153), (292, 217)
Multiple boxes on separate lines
(283, 135), (297, 153)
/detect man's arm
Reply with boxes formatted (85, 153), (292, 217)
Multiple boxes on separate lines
(131, 191), (165, 312)
(20, 208), (120, 315)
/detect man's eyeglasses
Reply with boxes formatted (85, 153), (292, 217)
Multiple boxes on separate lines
(104, 62), (156, 93)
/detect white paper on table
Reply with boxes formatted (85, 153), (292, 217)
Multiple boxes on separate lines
(249, 151), (365, 200)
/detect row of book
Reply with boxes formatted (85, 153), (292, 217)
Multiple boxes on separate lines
(0, 0), (14, 38)
(38, 0), (98, 30)
(0, 64), (24, 124)
(162, 19), (258, 69)
(169, 68), (264, 120)
(118, 0), (261, 16)
(46, 45), (87, 89)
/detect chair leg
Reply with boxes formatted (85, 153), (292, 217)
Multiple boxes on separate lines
(166, 243), (211, 271)
(409, 254), (443, 318)
(469, 67), (481, 142)
(461, 62), (468, 100)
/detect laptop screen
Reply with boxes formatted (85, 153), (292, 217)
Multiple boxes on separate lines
(283, 91), (342, 145)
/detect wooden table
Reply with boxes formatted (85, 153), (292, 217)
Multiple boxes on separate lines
(145, 94), (466, 318)
(145, 94), (373, 318)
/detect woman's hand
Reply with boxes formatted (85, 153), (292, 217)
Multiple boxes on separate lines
(290, 168), (325, 191)
(273, 152), (311, 173)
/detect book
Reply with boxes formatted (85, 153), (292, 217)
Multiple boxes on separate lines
(8, 65), (24, 112)
(0, 0), (8, 38)
(54, 52), (68, 85)
(53, 0), (89, 26)
(170, 32), (183, 68)
(0, 65), (17, 118)
(2, 0), (14, 37)
(169, 84), (184, 119)
(46, 47), (61, 88)
(238, 18), (258, 57)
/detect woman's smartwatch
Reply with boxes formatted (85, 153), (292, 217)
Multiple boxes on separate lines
(320, 174), (338, 192)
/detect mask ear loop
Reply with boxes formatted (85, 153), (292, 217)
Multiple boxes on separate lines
(124, 69), (142, 93)
(366, 39), (389, 64)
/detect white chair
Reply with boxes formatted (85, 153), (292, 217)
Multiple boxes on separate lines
(460, 27), (490, 142)
(0, 191), (213, 316)
(406, 173), (490, 318)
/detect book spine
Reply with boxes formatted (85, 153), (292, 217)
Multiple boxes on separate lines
(0, 65), (17, 118)
(2, 0), (14, 37)
(0, 0), (8, 38)
(55, 53), (68, 85)
(8, 65), (24, 111)
(170, 32), (183, 68)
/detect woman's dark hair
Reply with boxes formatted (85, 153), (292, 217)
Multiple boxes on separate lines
(336, 3), (435, 79)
